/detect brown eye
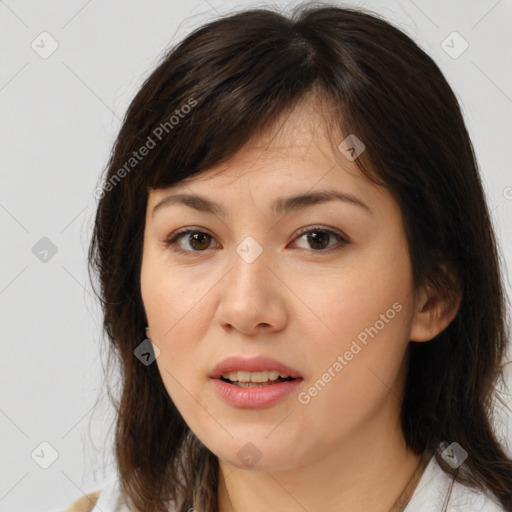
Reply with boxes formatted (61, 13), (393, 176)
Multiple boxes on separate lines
(164, 228), (219, 254)
(305, 230), (331, 250)
(186, 232), (212, 251)
(293, 227), (348, 252)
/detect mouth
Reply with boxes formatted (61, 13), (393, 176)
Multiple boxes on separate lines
(210, 355), (303, 381)
(209, 355), (303, 407)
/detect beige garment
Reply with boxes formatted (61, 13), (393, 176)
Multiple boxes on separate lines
(62, 490), (101, 512)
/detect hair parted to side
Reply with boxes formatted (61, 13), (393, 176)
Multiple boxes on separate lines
(88, 2), (512, 511)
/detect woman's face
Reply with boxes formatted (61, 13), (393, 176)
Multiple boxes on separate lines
(140, 98), (423, 472)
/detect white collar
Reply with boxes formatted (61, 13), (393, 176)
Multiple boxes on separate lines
(404, 454), (504, 511)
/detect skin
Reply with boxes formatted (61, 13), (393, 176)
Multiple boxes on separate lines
(140, 95), (460, 512)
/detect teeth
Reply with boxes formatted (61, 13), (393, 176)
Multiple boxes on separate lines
(221, 370), (290, 382)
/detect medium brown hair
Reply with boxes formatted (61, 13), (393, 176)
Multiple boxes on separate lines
(88, 3), (512, 511)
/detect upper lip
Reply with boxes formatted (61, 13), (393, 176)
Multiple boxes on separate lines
(209, 355), (302, 379)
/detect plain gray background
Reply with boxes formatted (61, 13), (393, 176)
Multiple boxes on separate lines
(1, 0), (511, 510)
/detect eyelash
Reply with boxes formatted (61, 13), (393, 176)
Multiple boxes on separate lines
(163, 225), (349, 256)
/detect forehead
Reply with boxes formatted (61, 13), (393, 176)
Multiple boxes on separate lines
(149, 96), (369, 202)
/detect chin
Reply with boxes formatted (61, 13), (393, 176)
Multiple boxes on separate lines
(205, 435), (306, 473)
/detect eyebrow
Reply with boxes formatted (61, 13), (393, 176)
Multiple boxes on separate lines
(152, 189), (373, 218)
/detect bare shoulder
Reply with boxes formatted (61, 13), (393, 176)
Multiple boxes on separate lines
(61, 490), (102, 512)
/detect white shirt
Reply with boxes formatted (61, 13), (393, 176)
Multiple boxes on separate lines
(92, 454), (506, 511)
(402, 455), (504, 511)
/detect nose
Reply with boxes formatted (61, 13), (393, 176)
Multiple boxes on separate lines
(215, 239), (289, 336)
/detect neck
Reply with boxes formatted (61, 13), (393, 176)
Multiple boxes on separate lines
(217, 399), (422, 512)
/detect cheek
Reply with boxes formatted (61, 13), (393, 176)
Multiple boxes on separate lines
(140, 256), (204, 395)
(296, 300), (412, 440)
(293, 240), (414, 405)
(141, 250), (211, 340)
(145, 286), (208, 422)
(293, 245), (413, 349)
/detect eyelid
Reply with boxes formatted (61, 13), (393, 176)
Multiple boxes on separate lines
(293, 225), (349, 242)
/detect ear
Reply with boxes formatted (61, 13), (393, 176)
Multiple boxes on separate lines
(145, 326), (152, 339)
(409, 280), (462, 342)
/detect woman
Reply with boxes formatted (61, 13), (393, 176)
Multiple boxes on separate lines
(67, 3), (512, 511)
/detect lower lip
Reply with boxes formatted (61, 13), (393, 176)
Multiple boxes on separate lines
(211, 378), (303, 408)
